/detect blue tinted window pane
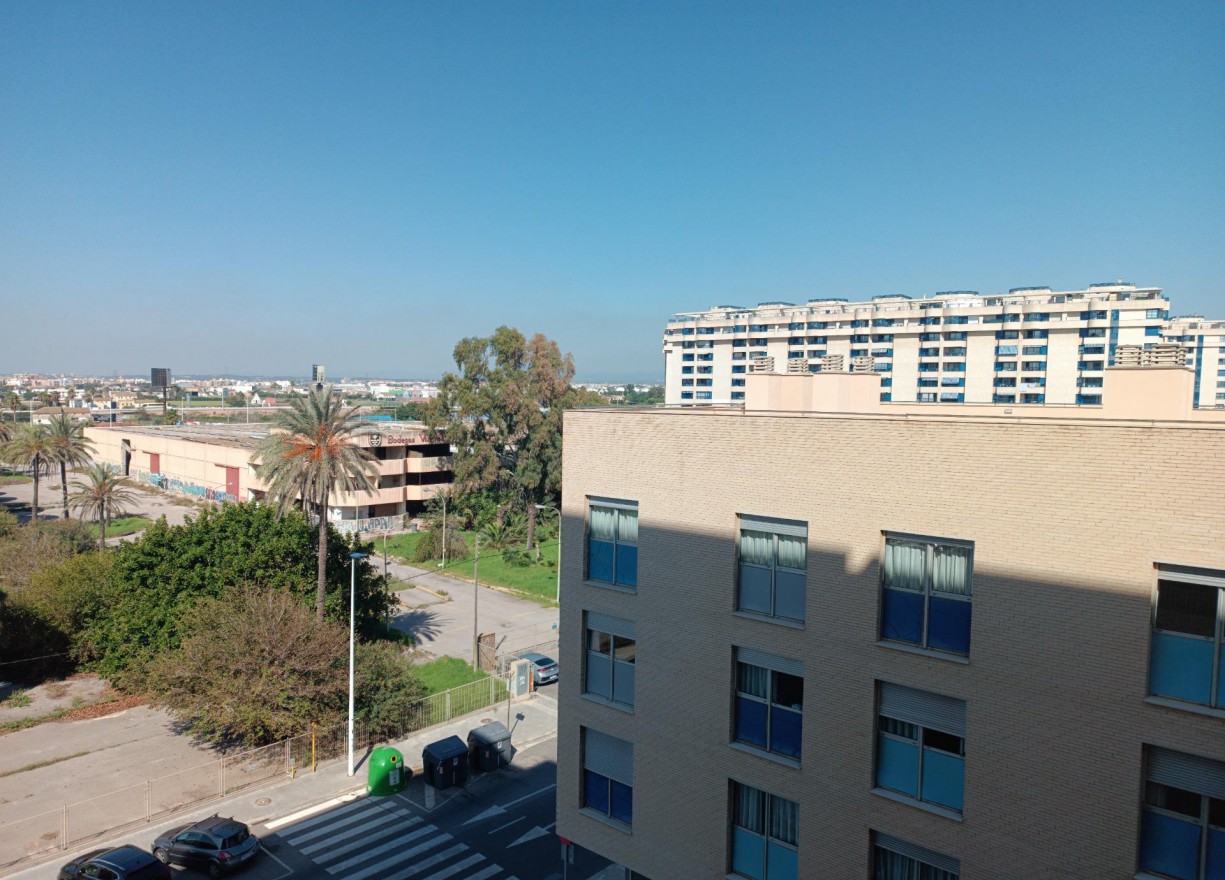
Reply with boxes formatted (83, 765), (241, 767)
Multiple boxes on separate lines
(766, 842), (798, 880)
(770, 707), (802, 760)
(585, 653), (612, 699)
(588, 539), (614, 583)
(928, 596), (972, 654)
(616, 544), (638, 588)
(736, 697), (769, 749)
(584, 770), (609, 814)
(1149, 632), (1214, 704)
(732, 828), (765, 880)
(881, 588), (923, 645)
(774, 570), (806, 621)
(610, 780), (633, 825)
(876, 737), (919, 798)
(1218, 645), (1225, 708)
(921, 750), (965, 812)
(1207, 826), (1225, 880)
(739, 565), (774, 615)
(1140, 810), (1200, 880)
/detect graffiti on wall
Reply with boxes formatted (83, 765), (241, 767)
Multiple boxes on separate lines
(139, 471), (236, 504)
(333, 515), (401, 535)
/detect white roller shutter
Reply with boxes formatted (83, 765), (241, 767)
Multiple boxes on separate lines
(739, 514), (807, 537)
(738, 647), (804, 678)
(874, 832), (960, 874)
(586, 611), (636, 641)
(878, 682), (966, 737)
(584, 729), (633, 786)
(1149, 746), (1225, 800)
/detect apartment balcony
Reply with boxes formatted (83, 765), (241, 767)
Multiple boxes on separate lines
(332, 486), (406, 507)
(405, 456), (447, 473)
(375, 457), (406, 476)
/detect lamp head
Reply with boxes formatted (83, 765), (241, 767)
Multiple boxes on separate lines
(350, 552), (367, 560)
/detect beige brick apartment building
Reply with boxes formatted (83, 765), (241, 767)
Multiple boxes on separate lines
(555, 365), (1225, 879)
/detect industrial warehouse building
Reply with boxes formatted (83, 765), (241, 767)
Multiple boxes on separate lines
(85, 422), (452, 532)
(555, 362), (1225, 879)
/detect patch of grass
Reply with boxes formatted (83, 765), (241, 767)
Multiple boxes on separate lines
(387, 529), (560, 604)
(1, 708), (69, 732)
(414, 656), (493, 695)
(86, 515), (152, 539)
(1, 690), (32, 708)
(375, 622), (415, 646)
(0, 750), (90, 778)
(0, 472), (32, 485)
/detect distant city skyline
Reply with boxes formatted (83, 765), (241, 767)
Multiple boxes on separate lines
(2, 2), (1222, 380)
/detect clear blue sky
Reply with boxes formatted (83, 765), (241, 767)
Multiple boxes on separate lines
(2, 1), (1222, 381)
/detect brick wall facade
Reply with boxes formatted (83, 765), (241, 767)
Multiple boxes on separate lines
(555, 407), (1225, 879)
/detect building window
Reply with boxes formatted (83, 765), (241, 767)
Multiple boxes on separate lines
(732, 378), (746, 387)
(682, 378), (694, 386)
(587, 500), (638, 588)
(682, 353), (695, 362)
(682, 366), (694, 374)
(1140, 746), (1225, 880)
(873, 832), (960, 880)
(730, 782), (798, 880)
(696, 391), (713, 400)
(734, 649), (803, 760)
(731, 391), (745, 401)
(681, 392), (694, 400)
(1149, 566), (1225, 709)
(875, 682), (966, 814)
(585, 612), (635, 708)
(583, 728), (633, 827)
(880, 534), (973, 655)
(945, 315), (967, 325)
(737, 516), (807, 623)
(1075, 394), (1102, 405)
(732, 365), (746, 374)
(1146, 326), (1163, 337)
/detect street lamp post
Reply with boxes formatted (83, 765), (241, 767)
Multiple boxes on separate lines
(347, 551), (366, 777)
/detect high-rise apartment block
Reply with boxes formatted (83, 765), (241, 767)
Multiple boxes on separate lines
(662, 282), (1225, 409)
(556, 363), (1225, 879)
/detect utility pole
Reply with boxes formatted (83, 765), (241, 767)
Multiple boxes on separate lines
(472, 535), (480, 671)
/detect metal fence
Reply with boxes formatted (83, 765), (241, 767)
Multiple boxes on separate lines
(0, 674), (510, 871)
(496, 639), (560, 675)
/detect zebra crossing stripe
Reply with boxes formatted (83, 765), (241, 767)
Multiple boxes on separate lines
(306, 813), (422, 861)
(372, 843), (467, 880)
(299, 808), (415, 856)
(333, 830), (453, 880)
(418, 853), (485, 880)
(458, 865), (503, 880)
(282, 800), (386, 845)
(323, 823), (439, 875)
(276, 796), (374, 836)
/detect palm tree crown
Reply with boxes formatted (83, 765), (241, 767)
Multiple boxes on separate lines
(68, 464), (139, 549)
(253, 384), (377, 621)
(46, 412), (96, 518)
(3, 424), (54, 524)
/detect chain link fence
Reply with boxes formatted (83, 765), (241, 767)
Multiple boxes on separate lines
(0, 673), (511, 872)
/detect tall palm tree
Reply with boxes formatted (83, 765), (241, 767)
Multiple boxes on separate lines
(68, 464), (138, 549)
(46, 412), (96, 518)
(252, 385), (377, 621)
(5, 392), (23, 425)
(4, 424), (54, 524)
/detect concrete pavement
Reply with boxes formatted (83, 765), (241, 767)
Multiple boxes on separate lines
(2, 691), (564, 878)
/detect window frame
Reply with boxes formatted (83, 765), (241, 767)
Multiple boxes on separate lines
(733, 649), (804, 761)
(1140, 746), (1225, 880)
(582, 728), (633, 829)
(584, 612), (636, 709)
(585, 499), (639, 590)
(729, 780), (799, 880)
(874, 683), (968, 816)
(872, 832), (960, 879)
(1148, 566), (1225, 711)
(735, 516), (808, 624)
(879, 533), (974, 657)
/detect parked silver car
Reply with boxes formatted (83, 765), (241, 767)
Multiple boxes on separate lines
(519, 651), (559, 686)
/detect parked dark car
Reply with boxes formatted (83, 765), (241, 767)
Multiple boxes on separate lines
(519, 651), (559, 685)
(57, 845), (170, 880)
(152, 814), (259, 878)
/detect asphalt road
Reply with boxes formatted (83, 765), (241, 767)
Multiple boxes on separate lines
(215, 736), (603, 880)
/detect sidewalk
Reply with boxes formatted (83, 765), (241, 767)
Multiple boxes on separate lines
(1, 693), (559, 878)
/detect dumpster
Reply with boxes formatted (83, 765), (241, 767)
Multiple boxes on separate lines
(367, 746), (410, 796)
(422, 736), (469, 790)
(467, 721), (513, 772)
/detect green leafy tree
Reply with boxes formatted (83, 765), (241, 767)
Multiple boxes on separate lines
(5, 392), (22, 424)
(145, 586), (349, 744)
(436, 327), (586, 551)
(3, 424), (54, 523)
(77, 503), (390, 683)
(46, 412), (96, 517)
(393, 401), (428, 422)
(67, 464), (139, 549)
(353, 640), (426, 738)
(253, 384), (378, 622)
(25, 550), (115, 646)
(227, 392), (247, 407)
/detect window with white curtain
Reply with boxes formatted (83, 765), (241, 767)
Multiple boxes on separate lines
(587, 500), (638, 589)
(872, 832), (960, 879)
(730, 781), (798, 880)
(880, 533), (973, 656)
(737, 516), (807, 623)
(734, 649), (803, 761)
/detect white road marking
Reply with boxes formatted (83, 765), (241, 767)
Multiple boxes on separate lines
(322, 822), (438, 875)
(489, 816), (525, 834)
(374, 843), (467, 880)
(305, 814), (422, 861)
(298, 808), (414, 855)
(493, 783), (556, 812)
(280, 800), (386, 846)
(266, 792), (362, 831)
(334, 830), (453, 880)
(418, 852), (484, 880)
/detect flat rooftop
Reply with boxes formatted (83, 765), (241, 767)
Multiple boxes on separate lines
(89, 420), (430, 449)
